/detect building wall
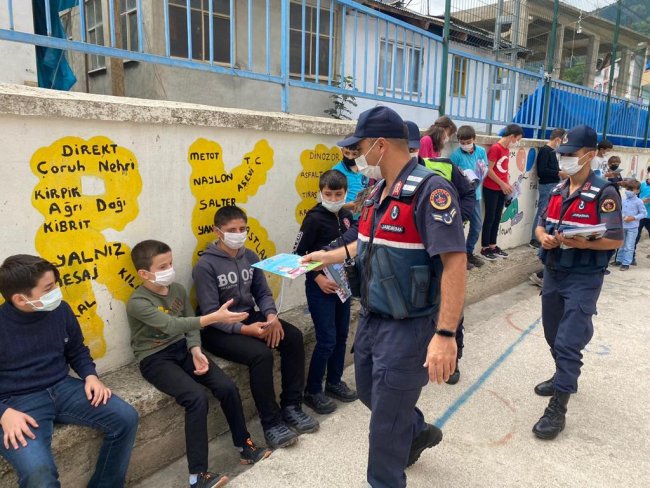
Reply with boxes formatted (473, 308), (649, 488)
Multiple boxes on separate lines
(1, 84), (648, 374)
(0, 1), (37, 85)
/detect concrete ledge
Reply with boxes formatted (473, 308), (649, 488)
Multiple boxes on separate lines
(0, 243), (540, 487)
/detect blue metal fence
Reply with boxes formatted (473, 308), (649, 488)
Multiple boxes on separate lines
(1, 0), (648, 144)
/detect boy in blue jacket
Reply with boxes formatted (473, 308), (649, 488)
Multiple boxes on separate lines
(618, 179), (647, 270)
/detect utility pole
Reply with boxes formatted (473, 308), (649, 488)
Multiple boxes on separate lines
(540, 0), (560, 138)
(603, 0), (622, 140)
(438, 0), (452, 116)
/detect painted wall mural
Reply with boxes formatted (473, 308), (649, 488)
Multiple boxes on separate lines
(294, 144), (341, 224)
(187, 137), (280, 294)
(30, 136), (142, 358)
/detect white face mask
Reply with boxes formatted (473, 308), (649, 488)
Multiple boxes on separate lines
(150, 267), (176, 287)
(559, 154), (590, 176)
(355, 140), (383, 180)
(321, 192), (347, 213)
(460, 143), (474, 152)
(221, 230), (247, 250)
(509, 139), (520, 149)
(22, 287), (63, 312)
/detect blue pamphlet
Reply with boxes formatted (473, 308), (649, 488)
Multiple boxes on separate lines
(251, 253), (322, 279)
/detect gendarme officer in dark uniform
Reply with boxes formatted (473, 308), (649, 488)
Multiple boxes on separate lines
(302, 107), (467, 487)
(533, 125), (623, 440)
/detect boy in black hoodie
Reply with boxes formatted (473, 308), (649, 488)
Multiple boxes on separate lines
(293, 170), (357, 414)
(193, 206), (318, 450)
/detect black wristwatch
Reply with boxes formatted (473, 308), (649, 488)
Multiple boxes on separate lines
(435, 328), (456, 338)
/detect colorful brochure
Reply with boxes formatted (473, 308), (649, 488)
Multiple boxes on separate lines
(251, 253), (321, 279)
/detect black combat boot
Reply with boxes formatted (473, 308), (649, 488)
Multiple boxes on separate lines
(532, 391), (570, 440)
(534, 375), (555, 396)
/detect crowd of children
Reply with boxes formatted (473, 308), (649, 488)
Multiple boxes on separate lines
(1, 113), (646, 488)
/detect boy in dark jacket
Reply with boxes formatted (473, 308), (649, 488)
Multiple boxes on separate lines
(294, 170), (357, 415)
(193, 206), (318, 450)
(0, 254), (138, 488)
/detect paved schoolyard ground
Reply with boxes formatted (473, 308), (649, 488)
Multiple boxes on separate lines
(137, 241), (650, 488)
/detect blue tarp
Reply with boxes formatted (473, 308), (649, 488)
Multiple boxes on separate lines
(512, 86), (649, 148)
(32, 0), (77, 91)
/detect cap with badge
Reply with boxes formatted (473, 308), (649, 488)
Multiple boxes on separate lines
(337, 106), (408, 147)
(556, 125), (598, 154)
(404, 121), (421, 150)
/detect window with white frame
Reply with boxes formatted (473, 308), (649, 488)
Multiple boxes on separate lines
(85, 0), (106, 71)
(452, 55), (468, 97)
(120, 0), (139, 51)
(289, 2), (333, 78)
(377, 40), (421, 94)
(168, 0), (231, 63)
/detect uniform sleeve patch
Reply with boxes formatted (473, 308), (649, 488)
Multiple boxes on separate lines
(432, 208), (457, 225)
(430, 188), (452, 210)
(601, 198), (616, 213)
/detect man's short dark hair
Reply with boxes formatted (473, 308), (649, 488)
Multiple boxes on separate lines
(598, 140), (613, 150)
(0, 254), (60, 301)
(214, 205), (248, 228)
(457, 125), (476, 141)
(503, 124), (524, 137)
(607, 155), (621, 166)
(550, 128), (566, 140)
(319, 169), (348, 191)
(131, 240), (171, 272)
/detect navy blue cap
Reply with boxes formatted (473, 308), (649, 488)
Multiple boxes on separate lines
(404, 121), (421, 150)
(337, 106), (407, 147)
(557, 125), (598, 154)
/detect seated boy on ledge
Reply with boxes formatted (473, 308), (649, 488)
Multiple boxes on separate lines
(0, 254), (139, 488)
(126, 240), (270, 488)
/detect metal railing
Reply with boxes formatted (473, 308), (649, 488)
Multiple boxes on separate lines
(1, 0), (649, 146)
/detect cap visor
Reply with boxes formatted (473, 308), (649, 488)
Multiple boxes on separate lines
(556, 144), (581, 154)
(337, 135), (363, 147)
(408, 141), (421, 150)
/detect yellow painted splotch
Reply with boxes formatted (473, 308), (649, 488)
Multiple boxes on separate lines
(295, 144), (341, 224)
(187, 138), (280, 295)
(30, 136), (142, 358)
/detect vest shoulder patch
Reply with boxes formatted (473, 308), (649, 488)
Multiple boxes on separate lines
(601, 198), (617, 212)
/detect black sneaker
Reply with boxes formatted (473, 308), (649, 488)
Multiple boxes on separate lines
(239, 438), (272, 465)
(466, 261), (475, 271)
(446, 365), (460, 385)
(407, 423), (443, 467)
(620, 264), (630, 271)
(325, 381), (358, 402)
(613, 261), (622, 266)
(282, 405), (319, 434)
(480, 248), (498, 261)
(467, 253), (484, 268)
(528, 239), (541, 249)
(303, 391), (337, 414)
(631, 259), (637, 266)
(493, 246), (509, 258)
(190, 472), (229, 488)
(264, 422), (299, 449)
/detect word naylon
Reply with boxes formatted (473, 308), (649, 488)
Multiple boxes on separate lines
(192, 173), (234, 186)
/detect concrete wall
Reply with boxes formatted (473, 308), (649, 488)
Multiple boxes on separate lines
(1, 83), (649, 375)
(0, 1), (37, 86)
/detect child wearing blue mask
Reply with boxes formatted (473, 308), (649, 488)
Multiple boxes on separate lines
(618, 180), (647, 271)
(294, 170), (357, 415)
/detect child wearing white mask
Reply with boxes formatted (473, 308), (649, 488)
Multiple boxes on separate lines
(293, 170), (357, 414)
(194, 206), (319, 451)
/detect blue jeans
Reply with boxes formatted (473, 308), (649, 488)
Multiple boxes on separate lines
(532, 183), (556, 241)
(0, 376), (139, 488)
(466, 199), (483, 254)
(305, 276), (352, 394)
(619, 227), (639, 265)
